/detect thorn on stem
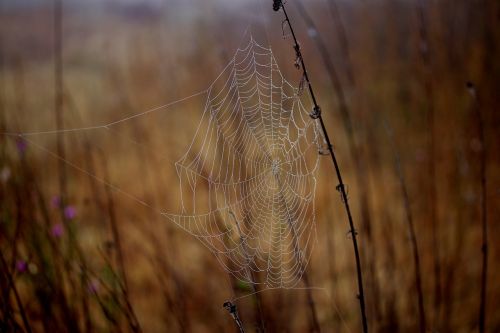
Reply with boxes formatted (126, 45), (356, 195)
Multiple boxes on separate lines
(281, 19), (292, 39)
(318, 144), (331, 156)
(223, 301), (236, 314)
(346, 229), (358, 239)
(466, 81), (477, 98)
(310, 106), (321, 119)
(298, 74), (306, 95)
(336, 184), (349, 203)
(293, 44), (302, 69)
(273, 0), (282, 11)
(223, 301), (245, 333)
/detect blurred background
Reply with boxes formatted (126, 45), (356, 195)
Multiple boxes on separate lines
(0, 0), (498, 332)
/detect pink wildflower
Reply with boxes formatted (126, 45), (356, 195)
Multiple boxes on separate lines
(64, 205), (77, 220)
(51, 223), (64, 237)
(16, 260), (27, 273)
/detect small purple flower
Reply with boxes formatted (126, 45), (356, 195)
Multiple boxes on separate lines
(16, 138), (28, 155)
(51, 223), (64, 237)
(87, 279), (100, 294)
(64, 205), (77, 220)
(51, 195), (61, 208)
(16, 260), (27, 273)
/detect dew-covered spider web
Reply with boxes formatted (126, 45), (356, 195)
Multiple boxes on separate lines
(7, 34), (323, 290)
(164, 36), (321, 289)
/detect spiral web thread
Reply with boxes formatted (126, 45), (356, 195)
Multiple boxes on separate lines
(163, 36), (321, 289)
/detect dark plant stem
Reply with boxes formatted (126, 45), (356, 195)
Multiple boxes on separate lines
(31, 175), (81, 333)
(0, 252), (33, 333)
(53, 6), (81, 321)
(273, 2), (368, 332)
(210, 85), (268, 331)
(224, 301), (245, 333)
(294, 1), (381, 326)
(101, 155), (129, 291)
(416, 1), (441, 327)
(0, 0), (4, 136)
(99, 151), (143, 333)
(383, 120), (426, 333)
(325, 0), (354, 86)
(467, 82), (488, 333)
(228, 211), (266, 332)
(63, 89), (95, 333)
(54, 0), (68, 220)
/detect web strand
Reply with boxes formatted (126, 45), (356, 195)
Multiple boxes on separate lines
(5, 33), (322, 290)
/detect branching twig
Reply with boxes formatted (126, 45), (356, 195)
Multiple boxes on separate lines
(272, 1), (368, 332)
(293, 1), (382, 326)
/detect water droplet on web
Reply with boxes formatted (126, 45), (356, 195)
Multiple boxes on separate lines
(272, 159), (280, 176)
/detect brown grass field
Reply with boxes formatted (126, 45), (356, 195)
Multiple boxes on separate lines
(0, 0), (499, 332)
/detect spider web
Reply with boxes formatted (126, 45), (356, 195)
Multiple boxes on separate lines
(7, 35), (323, 290)
(163, 36), (321, 289)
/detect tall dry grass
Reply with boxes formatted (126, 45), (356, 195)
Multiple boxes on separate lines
(1, 0), (499, 332)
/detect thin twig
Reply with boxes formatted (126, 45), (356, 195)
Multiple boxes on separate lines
(383, 119), (426, 333)
(0, 252), (33, 333)
(54, 0), (68, 223)
(325, 0), (354, 87)
(99, 151), (143, 333)
(416, 1), (441, 328)
(228, 211), (266, 332)
(53, 4), (83, 330)
(272, 2), (368, 332)
(466, 82), (488, 333)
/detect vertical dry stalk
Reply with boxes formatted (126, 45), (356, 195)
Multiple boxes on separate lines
(383, 120), (426, 333)
(32, 176), (81, 332)
(323, 206), (340, 330)
(325, 0), (354, 86)
(52, 6), (81, 320)
(57, 90), (97, 333)
(466, 82), (488, 333)
(416, 1), (442, 327)
(228, 211), (266, 332)
(100, 154), (129, 291)
(53, 5), (89, 327)
(211, 81), (267, 331)
(99, 151), (143, 333)
(0, 0), (5, 141)
(132, 119), (191, 332)
(190, 143), (265, 331)
(53, 0), (68, 221)
(0, 252), (32, 333)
